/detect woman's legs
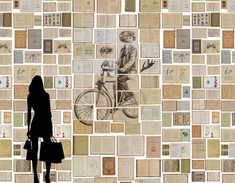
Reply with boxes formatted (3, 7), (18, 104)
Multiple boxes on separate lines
(31, 136), (39, 183)
(43, 137), (51, 183)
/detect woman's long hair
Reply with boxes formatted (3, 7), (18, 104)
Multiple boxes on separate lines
(29, 75), (45, 95)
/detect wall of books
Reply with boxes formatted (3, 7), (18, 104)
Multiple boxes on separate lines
(0, 0), (235, 182)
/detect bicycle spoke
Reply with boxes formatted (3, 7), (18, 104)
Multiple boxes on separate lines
(97, 96), (108, 106)
(75, 106), (91, 113)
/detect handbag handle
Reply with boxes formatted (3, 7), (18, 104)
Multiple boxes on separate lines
(50, 136), (57, 143)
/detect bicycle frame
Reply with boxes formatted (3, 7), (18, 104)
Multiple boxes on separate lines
(95, 70), (114, 107)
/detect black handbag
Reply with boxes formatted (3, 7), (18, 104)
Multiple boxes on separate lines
(39, 136), (65, 163)
(24, 138), (33, 160)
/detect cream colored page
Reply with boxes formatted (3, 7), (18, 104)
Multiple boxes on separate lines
(87, 156), (101, 176)
(101, 136), (115, 154)
(162, 13), (182, 28)
(90, 137), (102, 154)
(162, 129), (181, 142)
(73, 157), (87, 176)
(129, 136), (144, 155)
(117, 136), (130, 155)
(168, 0), (190, 12)
(118, 158), (134, 180)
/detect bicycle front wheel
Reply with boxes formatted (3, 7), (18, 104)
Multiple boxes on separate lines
(74, 89), (112, 125)
(122, 96), (138, 119)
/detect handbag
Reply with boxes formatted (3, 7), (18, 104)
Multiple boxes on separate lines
(24, 138), (33, 160)
(39, 136), (65, 163)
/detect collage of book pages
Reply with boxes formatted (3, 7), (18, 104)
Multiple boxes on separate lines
(0, 0), (234, 182)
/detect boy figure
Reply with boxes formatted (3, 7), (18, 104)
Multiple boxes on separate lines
(117, 31), (137, 102)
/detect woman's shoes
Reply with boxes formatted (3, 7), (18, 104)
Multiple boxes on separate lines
(45, 173), (50, 183)
(34, 174), (39, 183)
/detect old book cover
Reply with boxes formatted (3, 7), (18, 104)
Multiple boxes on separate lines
(192, 139), (206, 158)
(43, 39), (53, 54)
(192, 172), (205, 182)
(97, 0), (121, 14)
(222, 31), (234, 48)
(205, 160), (220, 170)
(162, 100), (177, 111)
(140, 89), (161, 104)
(3, 13), (12, 27)
(181, 159), (190, 173)
(73, 0), (94, 12)
(146, 136), (161, 158)
(192, 76), (202, 88)
(162, 129), (181, 142)
(221, 13), (235, 28)
(173, 112), (190, 125)
(162, 13), (182, 28)
(125, 122), (141, 134)
(222, 160), (235, 172)
(207, 172), (220, 181)
(163, 85), (181, 99)
(223, 174), (235, 182)
(14, 85), (28, 99)
(28, 29), (41, 49)
(73, 120), (93, 134)
(43, 2), (56, 12)
(192, 2), (205, 12)
(0, 140), (12, 157)
(162, 159), (179, 172)
(192, 160), (204, 169)
(125, 0), (135, 11)
(62, 13), (71, 27)
(139, 0), (161, 12)
(177, 29), (190, 49)
(136, 159), (161, 176)
(94, 177), (117, 183)
(94, 121), (110, 133)
(211, 13), (220, 27)
(15, 31), (26, 48)
(207, 139), (220, 157)
(103, 157), (115, 175)
(111, 123), (124, 133)
(163, 174), (188, 183)
(164, 30), (175, 48)
(192, 39), (201, 54)
(73, 136), (88, 155)
(192, 125), (201, 138)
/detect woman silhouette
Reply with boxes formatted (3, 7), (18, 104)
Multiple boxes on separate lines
(27, 75), (53, 183)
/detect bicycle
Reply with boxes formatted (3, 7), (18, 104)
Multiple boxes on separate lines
(74, 68), (138, 126)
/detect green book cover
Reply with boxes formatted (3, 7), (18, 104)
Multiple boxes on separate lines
(193, 76), (201, 88)
(181, 129), (190, 141)
(44, 76), (53, 88)
(181, 159), (190, 173)
(125, 0), (136, 12)
(162, 113), (172, 127)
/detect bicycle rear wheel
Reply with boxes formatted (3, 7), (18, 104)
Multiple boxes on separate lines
(122, 96), (138, 119)
(74, 89), (112, 125)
